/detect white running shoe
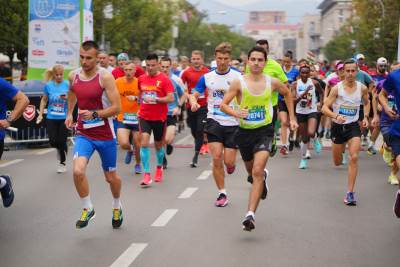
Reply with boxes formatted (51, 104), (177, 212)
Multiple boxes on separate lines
(57, 164), (67, 173)
(305, 150), (311, 159)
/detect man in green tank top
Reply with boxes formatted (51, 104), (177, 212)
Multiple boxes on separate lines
(221, 46), (298, 231)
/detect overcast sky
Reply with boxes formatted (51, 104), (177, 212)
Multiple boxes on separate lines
(188, 0), (322, 27)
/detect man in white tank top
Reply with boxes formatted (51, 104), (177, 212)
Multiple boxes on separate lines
(322, 59), (370, 206)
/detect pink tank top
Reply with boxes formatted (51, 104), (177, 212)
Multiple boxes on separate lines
(72, 68), (115, 140)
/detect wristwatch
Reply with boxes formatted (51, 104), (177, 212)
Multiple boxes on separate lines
(92, 111), (99, 119)
(6, 115), (13, 123)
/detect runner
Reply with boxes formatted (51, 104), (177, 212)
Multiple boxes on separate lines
(292, 63), (324, 169)
(115, 62), (142, 174)
(159, 56), (186, 169)
(98, 51), (114, 73)
(65, 41), (123, 229)
(137, 53), (174, 186)
(280, 51), (299, 156)
(37, 65), (69, 173)
(0, 77), (29, 207)
(180, 51), (210, 167)
(321, 58), (370, 206)
(220, 46), (297, 231)
(109, 53), (117, 68)
(379, 66), (400, 217)
(189, 42), (241, 207)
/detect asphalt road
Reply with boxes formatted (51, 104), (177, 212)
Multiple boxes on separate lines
(0, 130), (399, 267)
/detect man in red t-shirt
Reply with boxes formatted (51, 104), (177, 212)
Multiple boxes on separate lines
(112, 53), (146, 79)
(138, 53), (174, 186)
(180, 50), (209, 167)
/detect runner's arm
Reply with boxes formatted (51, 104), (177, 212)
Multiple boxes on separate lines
(321, 86), (339, 119)
(66, 72), (77, 118)
(10, 91), (29, 121)
(273, 78), (296, 123)
(361, 85), (370, 120)
(220, 78), (243, 118)
(314, 80), (324, 105)
(97, 72), (121, 118)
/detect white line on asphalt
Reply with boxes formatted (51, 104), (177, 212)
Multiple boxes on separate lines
(197, 170), (212, 180)
(110, 243), (148, 267)
(35, 148), (55, 155)
(0, 159), (24, 168)
(178, 187), (198, 199)
(151, 209), (178, 227)
(175, 134), (192, 145)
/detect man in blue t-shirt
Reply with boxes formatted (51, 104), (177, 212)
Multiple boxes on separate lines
(0, 78), (29, 207)
(379, 68), (400, 218)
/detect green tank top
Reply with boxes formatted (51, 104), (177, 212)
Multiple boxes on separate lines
(239, 75), (273, 129)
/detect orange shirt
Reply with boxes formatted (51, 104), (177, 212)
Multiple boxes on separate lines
(116, 77), (140, 122)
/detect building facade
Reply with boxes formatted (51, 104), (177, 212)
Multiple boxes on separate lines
(296, 14), (322, 61)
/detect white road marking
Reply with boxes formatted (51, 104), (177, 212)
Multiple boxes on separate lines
(0, 159), (24, 168)
(110, 243), (148, 267)
(151, 209), (178, 227)
(178, 187), (198, 199)
(197, 170), (212, 180)
(35, 148), (55, 155)
(175, 134), (193, 145)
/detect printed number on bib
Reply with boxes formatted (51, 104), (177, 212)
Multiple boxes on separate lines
(49, 103), (66, 116)
(82, 117), (105, 129)
(123, 113), (138, 125)
(142, 92), (157, 104)
(245, 106), (266, 123)
(338, 105), (357, 117)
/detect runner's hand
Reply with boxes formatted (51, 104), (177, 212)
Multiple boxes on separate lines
(191, 103), (200, 112)
(126, 95), (136, 102)
(335, 115), (346, 124)
(383, 106), (398, 119)
(236, 108), (248, 119)
(371, 115), (379, 127)
(78, 109), (93, 120)
(172, 107), (179, 116)
(65, 115), (74, 129)
(362, 117), (369, 128)
(289, 119), (298, 131)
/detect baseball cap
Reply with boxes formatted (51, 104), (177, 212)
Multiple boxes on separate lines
(335, 60), (344, 70)
(117, 53), (129, 62)
(377, 57), (387, 65)
(356, 54), (365, 60)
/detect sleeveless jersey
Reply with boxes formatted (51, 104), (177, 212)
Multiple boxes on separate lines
(332, 81), (362, 124)
(296, 78), (318, 114)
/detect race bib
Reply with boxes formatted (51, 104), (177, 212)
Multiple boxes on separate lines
(245, 106), (266, 123)
(212, 104), (229, 117)
(82, 117), (105, 129)
(123, 113), (138, 125)
(142, 92), (157, 104)
(49, 103), (66, 116)
(338, 105), (358, 117)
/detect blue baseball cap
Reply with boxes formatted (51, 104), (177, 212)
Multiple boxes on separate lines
(117, 53), (129, 61)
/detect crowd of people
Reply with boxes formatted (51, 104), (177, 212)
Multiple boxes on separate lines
(0, 38), (400, 232)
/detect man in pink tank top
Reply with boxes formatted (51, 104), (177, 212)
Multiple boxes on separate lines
(65, 41), (123, 229)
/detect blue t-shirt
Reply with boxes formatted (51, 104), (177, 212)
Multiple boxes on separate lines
(44, 80), (69, 120)
(284, 67), (299, 84)
(377, 79), (395, 127)
(0, 78), (19, 140)
(168, 75), (184, 115)
(356, 70), (373, 86)
(383, 69), (400, 136)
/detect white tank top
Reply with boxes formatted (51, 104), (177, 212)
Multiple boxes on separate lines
(295, 78), (317, 114)
(332, 81), (362, 124)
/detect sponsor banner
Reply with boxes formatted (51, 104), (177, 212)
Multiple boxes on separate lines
(82, 0), (94, 41)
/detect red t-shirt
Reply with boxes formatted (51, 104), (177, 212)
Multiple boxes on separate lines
(138, 72), (174, 121)
(112, 66), (146, 80)
(181, 66), (209, 108)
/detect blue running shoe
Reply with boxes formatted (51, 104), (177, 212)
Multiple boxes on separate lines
(125, 151), (133, 165)
(344, 192), (357, 206)
(313, 138), (322, 154)
(299, 159), (308, 169)
(0, 175), (14, 208)
(134, 164), (142, 174)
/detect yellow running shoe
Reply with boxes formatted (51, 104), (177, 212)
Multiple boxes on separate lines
(388, 174), (399, 185)
(382, 147), (393, 165)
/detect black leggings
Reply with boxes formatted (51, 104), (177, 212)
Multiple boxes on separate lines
(47, 119), (68, 164)
(186, 106), (207, 152)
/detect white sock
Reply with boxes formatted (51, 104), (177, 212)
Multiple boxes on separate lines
(81, 196), (93, 210)
(0, 177), (6, 189)
(246, 211), (255, 219)
(301, 142), (307, 159)
(219, 189), (227, 195)
(112, 198), (121, 209)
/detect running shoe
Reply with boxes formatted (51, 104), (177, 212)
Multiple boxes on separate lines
(140, 173), (152, 187)
(261, 169), (269, 200)
(134, 164), (142, 174)
(305, 150), (311, 159)
(190, 154), (198, 168)
(342, 152), (348, 165)
(388, 174), (399, 185)
(367, 145), (377, 155)
(57, 163), (67, 173)
(394, 190), (400, 218)
(247, 175), (253, 184)
(166, 144), (174, 155)
(215, 193), (228, 207)
(124, 151), (133, 164)
(163, 156), (168, 169)
(344, 192), (357, 206)
(226, 165), (236, 174)
(313, 138), (322, 154)
(294, 140), (300, 149)
(289, 140), (294, 152)
(382, 147), (393, 165)
(154, 166), (163, 182)
(199, 144), (207, 155)
(242, 215), (255, 231)
(299, 159), (308, 169)
(280, 146), (289, 156)
(112, 208), (123, 229)
(0, 175), (14, 208)
(76, 208), (95, 229)
(361, 137), (368, 147)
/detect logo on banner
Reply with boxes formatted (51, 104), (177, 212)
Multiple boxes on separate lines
(34, 0), (56, 18)
(32, 37), (45, 46)
(23, 105), (36, 122)
(32, 49), (45, 56)
(56, 48), (73, 57)
(34, 24), (42, 33)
